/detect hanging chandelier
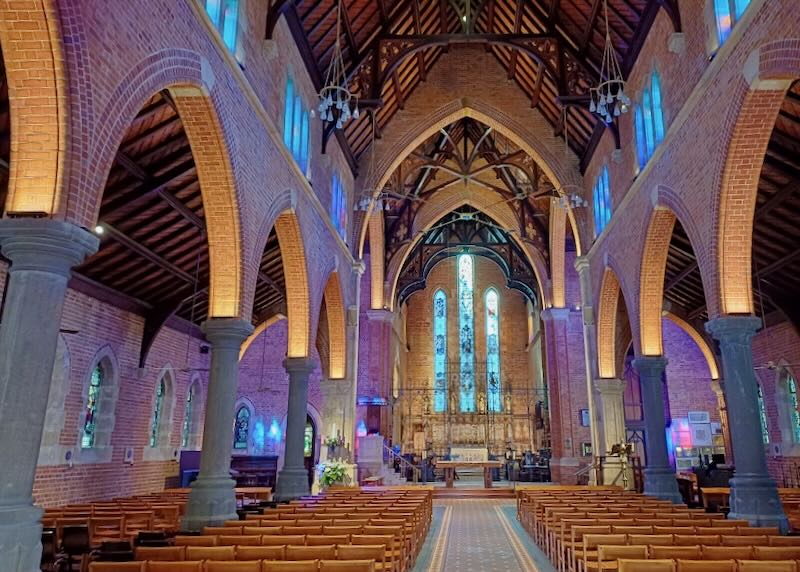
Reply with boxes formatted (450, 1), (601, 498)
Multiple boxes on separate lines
(589, 0), (630, 124)
(318, 0), (359, 129)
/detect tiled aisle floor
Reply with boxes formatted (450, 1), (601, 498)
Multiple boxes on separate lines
(412, 500), (556, 572)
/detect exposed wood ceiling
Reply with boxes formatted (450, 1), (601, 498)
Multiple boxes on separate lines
(0, 46), (8, 217)
(664, 84), (800, 334)
(271, 0), (674, 172)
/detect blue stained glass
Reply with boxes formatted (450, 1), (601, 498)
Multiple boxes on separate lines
(205, 0), (221, 27)
(593, 166), (612, 236)
(300, 111), (310, 173)
(458, 255), (475, 412)
(433, 290), (448, 412)
(234, 406), (250, 449)
(635, 106), (647, 169)
(292, 97), (302, 160)
(642, 88), (656, 159)
(283, 78), (294, 148)
(603, 167), (611, 227)
(651, 73), (665, 144)
(222, 0), (239, 51)
(715, 0), (732, 43)
(734, 0), (750, 19)
(485, 289), (501, 412)
(757, 385), (769, 444)
(181, 384), (195, 448)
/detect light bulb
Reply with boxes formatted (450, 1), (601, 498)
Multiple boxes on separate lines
(353, 106), (360, 119)
(335, 99), (343, 110)
(599, 94), (606, 105)
(94, 225), (104, 235)
(589, 100), (596, 113)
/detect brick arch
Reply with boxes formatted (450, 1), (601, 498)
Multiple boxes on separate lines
(321, 272), (347, 380)
(385, 184), (550, 311)
(716, 39), (800, 316)
(355, 100), (583, 259)
(663, 312), (720, 380)
(639, 208), (678, 356)
(239, 314), (286, 360)
(274, 211), (312, 358)
(68, 50), (244, 317)
(597, 268), (621, 378)
(0, 0), (67, 216)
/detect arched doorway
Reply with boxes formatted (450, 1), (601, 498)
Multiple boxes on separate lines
(303, 415), (316, 486)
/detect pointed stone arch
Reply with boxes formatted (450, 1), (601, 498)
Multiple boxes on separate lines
(663, 312), (720, 380)
(0, 0), (67, 216)
(597, 268), (622, 379)
(322, 272), (347, 380)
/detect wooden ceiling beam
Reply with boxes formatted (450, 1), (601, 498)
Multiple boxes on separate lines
(265, 0), (294, 39)
(507, 1), (524, 80)
(339, 0), (360, 61)
(580, 0), (603, 55)
(101, 223), (196, 284)
(755, 178), (800, 222)
(664, 260), (698, 292)
(622, 0), (659, 78)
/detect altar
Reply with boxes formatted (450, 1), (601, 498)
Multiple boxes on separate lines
(437, 460), (504, 488)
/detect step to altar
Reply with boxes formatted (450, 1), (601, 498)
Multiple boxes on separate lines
(433, 486), (516, 499)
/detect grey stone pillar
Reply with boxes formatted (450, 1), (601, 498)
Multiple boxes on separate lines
(632, 356), (682, 503)
(183, 318), (253, 531)
(706, 316), (788, 531)
(575, 256), (601, 474)
(0, 219), (98, 572)
(274, 357), (317, 501)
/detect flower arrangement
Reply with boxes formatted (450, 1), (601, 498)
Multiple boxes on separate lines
(323, 435), (344, 448)
(320, 459), (350, 488)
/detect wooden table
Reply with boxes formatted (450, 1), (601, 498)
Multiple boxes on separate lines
(437, 460), (504, 488)
(700, 486), (730, 510)
(235, 487), (272, 504)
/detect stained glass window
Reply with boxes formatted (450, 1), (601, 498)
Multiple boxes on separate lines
(757, 384), (769, 444)
(283, 76), (311, 173)
(715, 0), (751, 45)
(593, 166), (612, 237)
(181, 383), (196, 448)
(283, 78), (294, 148)
(234, 405), (250, 449)
(433, 289), (448, 412)
(304, 421), (313, 457)
(458, 255), (476, 413)
(205, 0), (239, 52)
(331, 175), (348, 240)
(789, 376), (800, 443)
(81, 365), (103, 448)
(485, 289), (501, 412)
(635, 72), (666, 170)
(149, 379), (166, 447)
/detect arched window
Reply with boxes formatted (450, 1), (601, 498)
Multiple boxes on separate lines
(81, 365), (103, 448)
(233, 405), (251, 449)
(331, 174), (347, 240)
(149, 379), (166, 448)
(204, 0), (240, 52)
(592, 166), (612, 237)
(714, 0), (751, 45)
(635, 71), (666, 170)
(757, 384), (770, 444)
(485, 289), (501, 412)
(283, 75), (311, 173)
(789, 375), (800, 444)
(182, 381), (200, 448)
(433, 289), (448, 412)
(458, 255), (476, 413)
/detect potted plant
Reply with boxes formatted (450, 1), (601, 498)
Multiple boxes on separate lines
(320, 459), (351, 489)
(323, 434), (345, 459)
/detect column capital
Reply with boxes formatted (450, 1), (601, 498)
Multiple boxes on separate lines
(283, 356), (318, 376)
(632, 356), (668, 377)
(710, 378), (725, 396)
(0, 219), (98, 275)
(201, 318), (254, 348)
(705, 315), (762, 343)
(352, 259), (366, 276)
(541, 307), (570, 321)
(594, 378), (626, 396)
(574, 255), (592, 275)
(366, 308), (394, 323)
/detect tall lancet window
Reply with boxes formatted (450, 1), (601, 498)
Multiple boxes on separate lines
(458, 255), (476, 412)
(485, 289), (501, 412)
(433, 289), (448, 413)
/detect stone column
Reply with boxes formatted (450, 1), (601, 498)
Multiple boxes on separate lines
(541, 308), (579, 483)
(575, 256), (601, 474)
(342, 261), (365, 451)
(706, 316), (788, 530)
(182, 318), (253, 530)
(710, 379), (734, 465)
(0, 219), (98, 572)
(274, 357), (317, 501)
(593, 378), (631, 487)
(632, 356), (682, 503)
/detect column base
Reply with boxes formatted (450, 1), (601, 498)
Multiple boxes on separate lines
(274, 466), (311, 501)
(643, 466), (683, 504)
(0, 502), (43, 572)
(729, 474), (789, 533)
(181, 476), (237, 531)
